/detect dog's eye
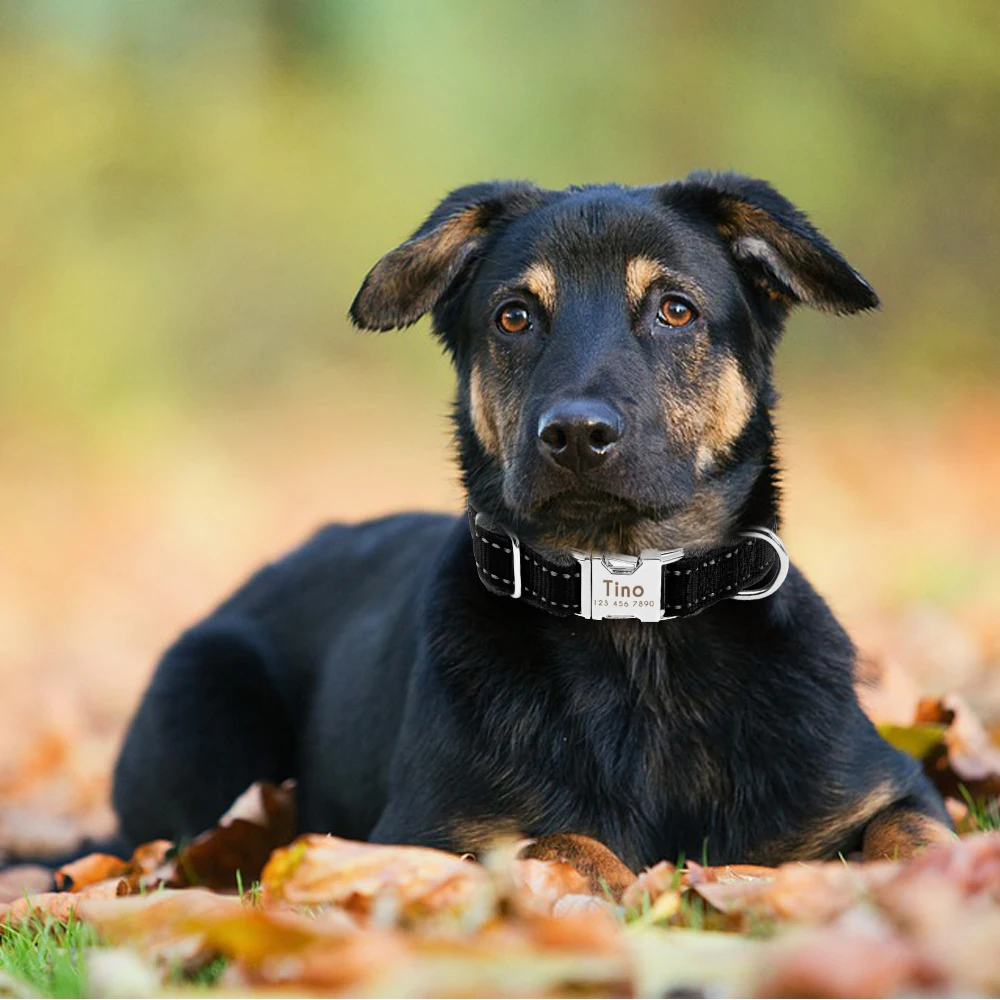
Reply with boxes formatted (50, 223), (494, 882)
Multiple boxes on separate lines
(657, 296), (697, 329)
(496, 302), (532, 335)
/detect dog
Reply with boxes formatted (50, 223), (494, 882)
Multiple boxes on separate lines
(112, 172), (951, 889)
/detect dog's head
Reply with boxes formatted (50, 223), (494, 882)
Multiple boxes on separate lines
(350, 173), (877, 553)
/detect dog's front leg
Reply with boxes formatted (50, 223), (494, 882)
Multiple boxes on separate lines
(372, 806), (637, 901)
(861, 793), (955, 860)
(519, 833), (637, 900)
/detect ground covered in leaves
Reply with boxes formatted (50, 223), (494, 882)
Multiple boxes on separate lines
(1, 684), (1000, 998)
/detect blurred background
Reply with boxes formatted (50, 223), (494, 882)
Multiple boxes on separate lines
(0, 0), (997, 851)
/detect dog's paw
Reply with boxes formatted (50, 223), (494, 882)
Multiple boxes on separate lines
(518, 833), (636, 901)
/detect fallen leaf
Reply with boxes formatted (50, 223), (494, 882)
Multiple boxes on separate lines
(0, 876), (127, 927)
(752, 922), (941, 998)
(946, 796), (971, 829)
(878, 721), (948, 759)
(917, 694), (1000, 800)
(510, 857), (590, 913)
(159, 780), (296, 890)
(55, 852), (129, 891)
(80, 883), (629, 996)
(78, 889), (259, 967)
(690, 860), (893, 925)
(626, 886), (681, 928)
(688, 861), (778, 884)
(622, 860), (678, 913)
(261, 834), (494, 926)
(882, 831), (1000, 901)
(551, 892), (621, 920)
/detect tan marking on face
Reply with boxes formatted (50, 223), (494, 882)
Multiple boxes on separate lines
(469, 362), (503, 461)
(655, 335), (754, 475)
(862, 807), (954, 861)
(655, 330), (711, 451)
(470, 352), (523, 466)
(625, 256), (666, 311)
(531, 486), (732, 555)
(520, 261), (558, 314)
(697, 354), (755, 471)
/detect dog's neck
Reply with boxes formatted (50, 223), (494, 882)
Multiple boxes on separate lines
(463, 444), (782, 561)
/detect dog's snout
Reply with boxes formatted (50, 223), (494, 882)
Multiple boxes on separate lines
(537, 399), (623, 474)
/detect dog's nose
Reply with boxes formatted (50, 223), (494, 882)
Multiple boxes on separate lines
(537, 399), (623, 474)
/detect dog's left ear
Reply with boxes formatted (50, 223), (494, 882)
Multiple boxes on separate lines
(350, 181), (544, 331)
(665, 171), (879, 315)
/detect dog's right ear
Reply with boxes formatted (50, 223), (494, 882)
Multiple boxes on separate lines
(349, 181), (544, 331)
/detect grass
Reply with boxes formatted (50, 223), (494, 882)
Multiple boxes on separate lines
(0, 915), (95, 999)
(0, 914), (230, 999)
(235, 870), (262, 906)
(960, 786), (1000, 832)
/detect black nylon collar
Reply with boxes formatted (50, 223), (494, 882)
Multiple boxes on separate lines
(468, 505), (786, 620)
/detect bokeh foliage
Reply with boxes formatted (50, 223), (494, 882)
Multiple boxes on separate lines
(0, 0), (997, 443)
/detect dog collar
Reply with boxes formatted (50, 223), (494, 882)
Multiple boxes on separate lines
(468, 506), (789, 622)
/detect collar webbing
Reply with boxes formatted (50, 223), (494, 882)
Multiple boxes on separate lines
(468, 506), (788, 621)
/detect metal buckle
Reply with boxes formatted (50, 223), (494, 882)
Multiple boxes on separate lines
(573, 548), (684, 622)
(474, 512), (523, 599)
(733, 527), (789, 600)
(509, 533), (522, 599)
(475, 510), (787, 618)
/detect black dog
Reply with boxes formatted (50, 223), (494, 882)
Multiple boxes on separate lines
(113, 173), (951, 884)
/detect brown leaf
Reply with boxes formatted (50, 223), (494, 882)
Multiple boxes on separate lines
(55, 852), (129, 891)
(691, 859), (894, 925)
(510, 857), (590, 913)
(232, 915), (629, 996)
(753, 924), (941, 998)
(882, 831), (1000, 901)
(80, 888), (353, 962)
(622, 861), (681, 921)
(261, 834), (494, 925)
(859, 672), (1000, 805)
(946, 796), (971, 830)
(159, 780), (296, 890)
(687, 861), (778, 884)
(78, 888), (257, 968)
(918, 694), (1000, 800)
(551, 892), (622, 920)
(0, 876), (127, 927)
(80, 884), (628, 996)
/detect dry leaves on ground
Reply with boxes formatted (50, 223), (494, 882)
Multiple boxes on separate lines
(0, 663), (999, 996)
(1, 778), (1000, 996)
(860, 658), (1000, 827)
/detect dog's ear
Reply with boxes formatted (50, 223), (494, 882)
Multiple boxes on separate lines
(665, 171), (879, 315)
(350, 181), (544, 331)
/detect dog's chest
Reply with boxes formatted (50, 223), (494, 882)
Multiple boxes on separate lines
(495, 632), (745, 867)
